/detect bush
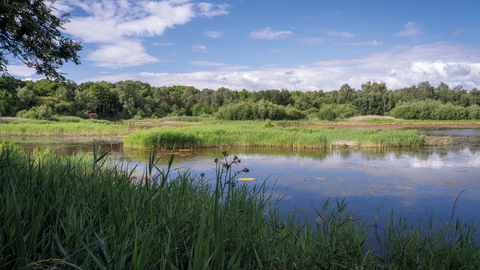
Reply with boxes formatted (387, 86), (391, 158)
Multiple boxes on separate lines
(317, 104), (359, 120)
(16, 105), (52, 120)
(215, 100), (305, 121)
(390, 100), (474, 120)
(467, 105), (480, 120)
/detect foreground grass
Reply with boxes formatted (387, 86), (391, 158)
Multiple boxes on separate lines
(1, 146), (480, 269)
(124, 123), (427, 149)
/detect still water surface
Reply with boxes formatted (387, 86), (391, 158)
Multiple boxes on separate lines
(3, 129), (480, 224)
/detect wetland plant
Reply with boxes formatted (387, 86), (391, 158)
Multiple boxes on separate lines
(124, 123), (427, 150)
(1, 146), (479, 269)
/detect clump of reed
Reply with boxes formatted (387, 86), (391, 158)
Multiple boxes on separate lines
(121, 116), (215, 123)
(124, 123), (427, 149)
(0, 119), (129, 135)
(1, 145), (479, 269)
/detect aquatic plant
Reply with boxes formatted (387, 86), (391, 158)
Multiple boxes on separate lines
(1, 146), (480, 269)
(124, 123), (427, 149)
(0, 119), (129, 135)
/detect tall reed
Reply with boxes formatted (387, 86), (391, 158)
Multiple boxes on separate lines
(124, 123), (427, 149)
(1, 145), (479, 269)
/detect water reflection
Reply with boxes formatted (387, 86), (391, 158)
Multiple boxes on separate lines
(2, 132), (480, 225)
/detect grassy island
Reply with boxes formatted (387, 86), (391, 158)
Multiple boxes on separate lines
(124, 122), (427, 149)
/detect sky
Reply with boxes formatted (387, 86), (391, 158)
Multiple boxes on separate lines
(6, 0), (480, 91)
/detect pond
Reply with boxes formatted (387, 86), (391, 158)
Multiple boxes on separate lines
(2, 129), (480, 225)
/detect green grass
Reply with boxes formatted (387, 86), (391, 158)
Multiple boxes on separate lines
(0, 119), (132, 135)
(1, 146), (480, 269)
(121, 116), (215, 123)
(124, 122), (427, 149)
(347, 119), (480, 125)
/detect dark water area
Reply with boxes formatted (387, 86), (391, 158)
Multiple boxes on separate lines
(2, 129), (480, 226)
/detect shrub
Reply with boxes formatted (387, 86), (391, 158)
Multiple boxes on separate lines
(317, 104), (359, 120)
(390, 100), (472, 120)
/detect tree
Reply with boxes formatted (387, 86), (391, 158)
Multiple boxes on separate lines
(0, 0), (82, 81)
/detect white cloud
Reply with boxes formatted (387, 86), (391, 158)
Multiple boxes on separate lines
(192, 45), (208, 53)
(328, 31), (355, 38)
(51, 1), (73, 17)
(204, 31), (223, 38)
(395, 22), (422, 37)
(335, 40), (383, 46)
(197, 3), (229, 18)
(297, 37), (328, 44)
(270, 49), (283, 53)
(451, 28), (466, 37)
(190, 61), (226, 66)
(62, 0), (228, 67)
(78, 72), (140, 83)
(134, 43), (480, 91)
(249, 27), (293, 40)
(86, 40), (159, 67)
(152, 42), (174, 46)
(6, 65), (37, 77)
(444, 64), (471, 76)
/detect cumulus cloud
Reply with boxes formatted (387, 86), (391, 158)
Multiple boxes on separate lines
(451, 28), (466, 37)
(78, 72), (140, 83)
(444, 64), (471, 76)
(328, 31), (355, 38)
(192, 45), (208, 53)
(249, 27), (293, 40)
(197, 3), (229, 18)
(335, 40), (383, 46)
(6, 65), (37, 77)
(204, 31), (223, 38)
(395, 22), (422, 37)
(62, 0), (228, 67)
(86, 40), (159, 67)
(131, 43), (480, 91)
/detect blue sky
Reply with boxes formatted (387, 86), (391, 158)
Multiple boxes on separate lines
(7, 0), (480, 91)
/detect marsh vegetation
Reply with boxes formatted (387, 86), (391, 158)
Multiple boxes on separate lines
(1, 146), (480, 269)
(123, 123), (427, 149)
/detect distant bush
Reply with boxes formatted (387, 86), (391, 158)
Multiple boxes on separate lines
(390, 100), (479, 120)
(16, 105), (53, 120)
(215, 100), (306, 120)
(317, 104), (359, 120)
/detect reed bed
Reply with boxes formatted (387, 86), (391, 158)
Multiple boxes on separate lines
(121, 116), (215, 123)
(124, 123), (427, 149)
(1, 146), (480, 269)
(0, 120), (130, 135)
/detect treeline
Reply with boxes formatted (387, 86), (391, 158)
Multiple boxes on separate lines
(1, 75), (480, 120)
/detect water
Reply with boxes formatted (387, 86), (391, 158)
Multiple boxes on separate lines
(3, 129), (480, 225)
